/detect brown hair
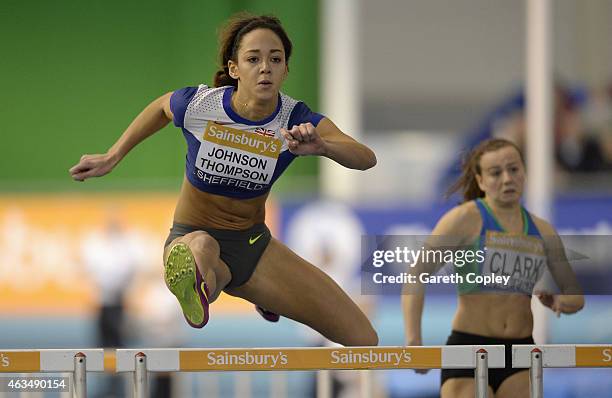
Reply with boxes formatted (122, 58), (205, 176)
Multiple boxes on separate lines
(447, 138), (524, 202)
(213, 13), (293, 88)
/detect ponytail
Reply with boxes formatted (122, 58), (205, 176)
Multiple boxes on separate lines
(213, 68), (237, 88)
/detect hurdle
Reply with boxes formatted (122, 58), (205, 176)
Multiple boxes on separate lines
(116, 345), (504, 398)
(513, 344), (612, 398)
(0, 349), (104, 398)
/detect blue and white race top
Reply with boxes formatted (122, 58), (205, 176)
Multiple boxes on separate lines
(170, 85), (324, 199)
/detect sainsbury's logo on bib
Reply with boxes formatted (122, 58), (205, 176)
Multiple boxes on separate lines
(205, 122), (281, 157)
(193, 122), (282, 190)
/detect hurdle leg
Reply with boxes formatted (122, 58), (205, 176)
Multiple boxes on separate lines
(530, 348), (543, 398)
(133, 353), (148, 398)
(73, 353), (86, 398)
(316, 370), (332, 398)
(475, 349), (488, 398)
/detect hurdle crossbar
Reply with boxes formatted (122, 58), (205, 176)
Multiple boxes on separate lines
(116, 345), (504, 372)
(513, 344), (612, 398)
(0, 349), (104, 398)
(117, 345), (504, 398)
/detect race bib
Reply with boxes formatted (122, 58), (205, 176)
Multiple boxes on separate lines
(481, 231), (547, 294)
(195, 122), (282, 188)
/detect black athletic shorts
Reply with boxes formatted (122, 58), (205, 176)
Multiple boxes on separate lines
(164, 222), (271, 288)
(440, 330), (534, 392)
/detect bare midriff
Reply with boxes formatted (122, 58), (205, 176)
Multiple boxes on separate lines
(453, 294), (533, 338)
(172, 178), (268, 230)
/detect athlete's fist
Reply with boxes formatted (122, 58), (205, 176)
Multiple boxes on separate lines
(536, 292), (562, 317)
(280, 123), (326, 156)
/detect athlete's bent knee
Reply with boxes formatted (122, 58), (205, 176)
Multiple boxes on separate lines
(362, 327), (379, 346)
(189, 232), (220, 258)
(345, 326), (379, 347)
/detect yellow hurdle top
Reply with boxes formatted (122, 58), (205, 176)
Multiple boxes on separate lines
(513, 345), (612, 368)
(0, 349), (104, 372)
(6, 345), (609, 373)
(116, 346), (506, 372)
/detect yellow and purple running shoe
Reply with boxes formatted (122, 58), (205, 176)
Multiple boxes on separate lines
(164, 243), (210, 328)
(256, 305), (280, 322)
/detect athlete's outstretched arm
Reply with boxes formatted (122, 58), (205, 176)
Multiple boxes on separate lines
(281, 118), (376, 170)
(69, 92), (174, 181)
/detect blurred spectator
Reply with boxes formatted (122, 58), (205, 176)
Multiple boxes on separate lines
(581, 83), (612, 168)
(495, 83), (610, 172)
(81, 209), (141, 398)
(441, 80), (612, 196)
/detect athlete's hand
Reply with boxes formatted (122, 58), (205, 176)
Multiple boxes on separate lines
(406, 337), (430, 374)
(538, 293), (584, 316)
(280, 123), (326, 156)
(69, 153), (118, 181)
(536, 292), (562, 317)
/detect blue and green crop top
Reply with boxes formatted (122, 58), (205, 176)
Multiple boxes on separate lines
(456, 198), (547, 295)
(170, 85), (324, 199)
